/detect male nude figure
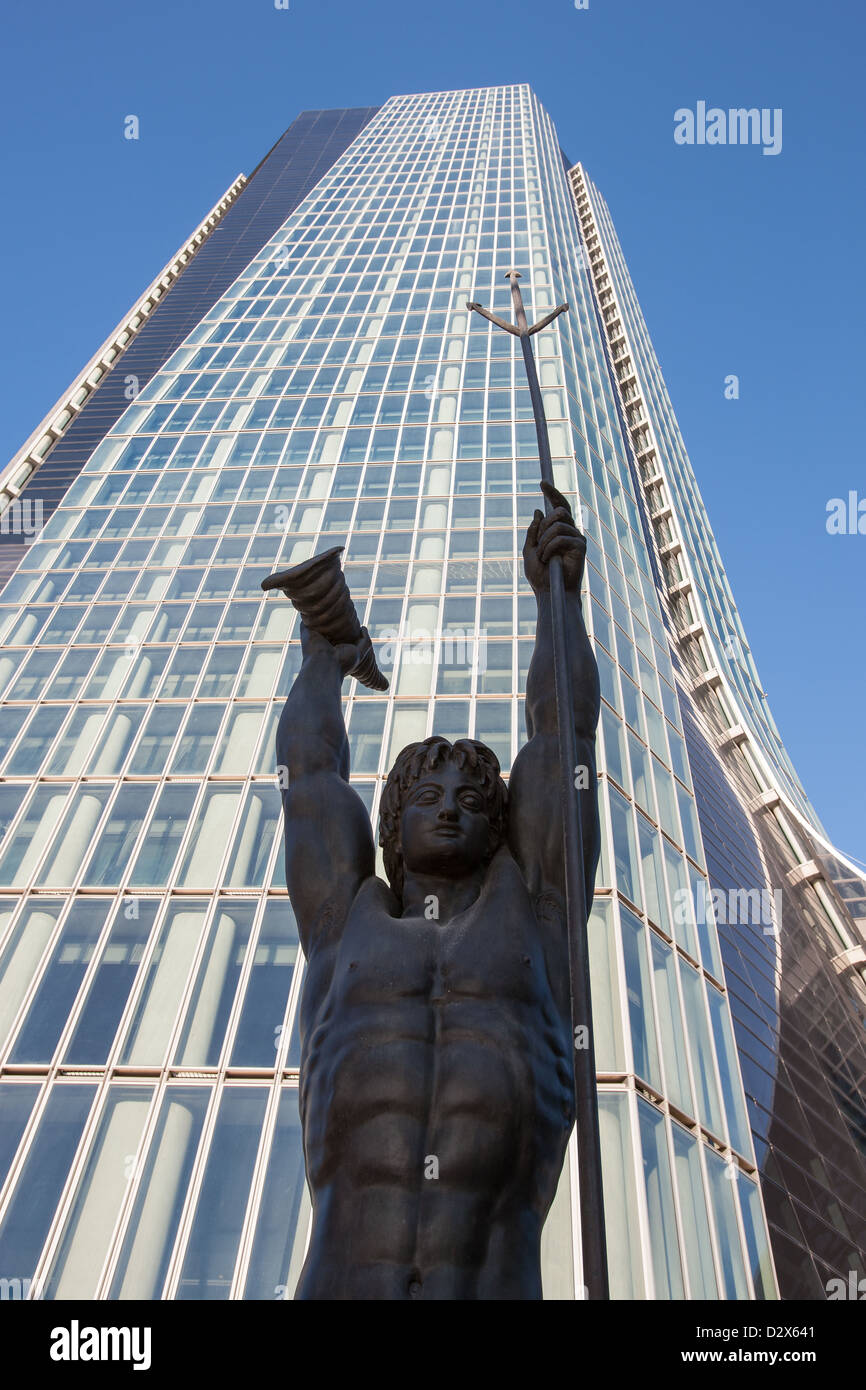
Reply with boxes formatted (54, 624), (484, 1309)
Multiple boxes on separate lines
(277, 482), (600, 1300)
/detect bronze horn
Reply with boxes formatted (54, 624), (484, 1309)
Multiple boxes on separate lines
(261, 546), (389, 692)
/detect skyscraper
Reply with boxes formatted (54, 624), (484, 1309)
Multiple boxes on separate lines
(0, 84), (862, 1302)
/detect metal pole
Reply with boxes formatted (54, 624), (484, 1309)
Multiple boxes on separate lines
(468, 270), (609, 1300)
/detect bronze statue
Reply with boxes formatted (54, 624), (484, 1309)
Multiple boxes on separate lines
(268, 481), (600, 1300)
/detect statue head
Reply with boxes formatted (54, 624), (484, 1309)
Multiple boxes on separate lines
(379, 736), (508, 899)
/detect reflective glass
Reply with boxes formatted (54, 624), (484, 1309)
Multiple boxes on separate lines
(598, 1092), (644, 1298)
(620, 906), (661, 1091)
(705, 1150), (750, 1299)
(637, 1100), (684, 1298)
(8, 900), (110, 1063)
(109, 1087), (210, 1299)
(230, 901), (299, 1067)
(175, 1087), (268, 1300)
(0, 1085), (95, 1284)
(119, 901), (208, 1065)
(43, 1085), (153, 1299)
(63, 901), (160, 1064)
(672, 1124), (719, 1298)
(243, 1088), (307, 1300)
(0, 900), (64, 1048)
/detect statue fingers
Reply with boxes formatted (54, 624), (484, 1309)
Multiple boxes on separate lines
(523, 508), (544, 553)
(536, 520), (583, 562)
(539, 479), (573, 517)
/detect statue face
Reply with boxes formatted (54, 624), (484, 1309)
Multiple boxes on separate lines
(399, 761), (492, 881)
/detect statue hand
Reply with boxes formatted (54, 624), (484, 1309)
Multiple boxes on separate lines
(300, 620), (373, 680)
(523, 481), (586, 592)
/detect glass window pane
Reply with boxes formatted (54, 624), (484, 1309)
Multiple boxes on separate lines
(6, 650), (61, 700)
(637, 1099), (684, 1299)
(637, 816), (669, 934)
(5, 706), (71, 775)
(175, 1087), (268, 1300)
(539, 1148), (576, 1301)
(125, 646), (170, 699)
(348, 701), (388, 773)
(128, 704), (184, 773)
(677, 784), (703, 865)
(0, 901), (64, 1050)
(8, 900), (110, 1063)
(0, 787), (27, 854)
(243, 1088), (307, 1300)
(42, 1085), (154, 1299)
(175, 785), (242, 888)
(211, 705), (267, 775)
(237, 646), (282, 697)
(600, 704), (627, 791)
(671, 1124), (719, 1299)
(705, 1150), (750, 1299)
(690, 863), (723, 978)
(46, 649), (101, 703)
(587, 897), (625, 1071)
(627, 731), (654, 817)
(608, 786), (641, 909)
(620, 905), (661, 1091)
(0, 1082), (41, 1190)
(43, 708), (108, 775)
(129, 785), (198, 887)
(652, 757), (680, 842)
(0, 1085), (96, 1285)
(664, 840), (699, 959)
(223, 785), (281, 888)
(473, 700), (511, 771)
(171, 704), (225, 773)
(650, 934), (693, 1115)
(82, 785), (156, 887)
(707, 983), (752, 1157)
(88, 706), (147, 774)
(230, 901), (299, 1067)
(199, 646), (244, 697)
(738, 1176), (778, 1300)
(174, 902), (256, 1067)
(679, 960), (725, 1139)
(63, 901), (160, 1064)
(254, 704), (282, 774)
(598, 1092), (644, 1299)
(82, 648), (135, 700)
(36, 787), (113, 887)
(109, 1086), (211, 1299)
(119, 901), (208, 1065)
(0, 649), (26, 697)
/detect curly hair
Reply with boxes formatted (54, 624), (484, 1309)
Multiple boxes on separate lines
(378, 736), (508, 899)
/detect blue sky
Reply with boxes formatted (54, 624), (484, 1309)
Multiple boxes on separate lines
(1, 0), (864, 857)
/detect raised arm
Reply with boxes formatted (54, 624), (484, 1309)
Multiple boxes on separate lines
(508, 482), (601, 911)
(277, 622), (376, 956)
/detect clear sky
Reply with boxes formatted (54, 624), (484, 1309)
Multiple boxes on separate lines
(1, 0), (863, 859)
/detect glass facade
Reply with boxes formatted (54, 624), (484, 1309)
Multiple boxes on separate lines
(4, 81), (856, 1302)
(572, 165), (866, 1298)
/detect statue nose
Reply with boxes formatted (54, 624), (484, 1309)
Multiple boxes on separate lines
(437, 802), (459, 821)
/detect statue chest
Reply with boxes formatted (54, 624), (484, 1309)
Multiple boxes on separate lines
(331, 887), (552, 1013)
